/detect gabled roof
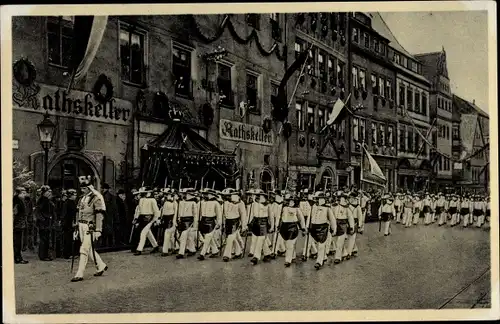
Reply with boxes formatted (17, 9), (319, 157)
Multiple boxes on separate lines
(368, 12), (413, 58)
(452, 95), (489, 119)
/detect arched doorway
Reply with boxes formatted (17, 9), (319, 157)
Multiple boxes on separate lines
(319, 168), (334, 191)
(260, 168), (274, 193)
(48, 155), (99, 197)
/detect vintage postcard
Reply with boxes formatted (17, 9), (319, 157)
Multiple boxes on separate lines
(1, 1), (498, 323)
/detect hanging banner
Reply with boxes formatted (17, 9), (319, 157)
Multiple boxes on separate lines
(460, 113), (478, 158)
(219, 119), (274, 146)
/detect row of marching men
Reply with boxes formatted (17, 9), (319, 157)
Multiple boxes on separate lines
(129, 186), (375, 270)
(390, 191), (490, 229)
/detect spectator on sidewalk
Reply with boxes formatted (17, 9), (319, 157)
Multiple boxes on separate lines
(101, 183), (118, 247)
(14, 187), (29, 264)
(62, 189), (78, 259)
(116, 189), (131, 246)
(22, 189), (35, 252)
(36, 185), (55, 261)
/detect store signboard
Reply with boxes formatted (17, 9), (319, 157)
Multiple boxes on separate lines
(219, 119), (274, 146)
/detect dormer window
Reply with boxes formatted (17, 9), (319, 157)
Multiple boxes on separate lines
(354, 12), (371, 26)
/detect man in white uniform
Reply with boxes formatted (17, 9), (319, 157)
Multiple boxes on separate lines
(279, 193), (306, 267)
(221, 188), (247, 261)
(175, 188), (198, 258)
(197, 189), (222, 260)
(307, 191), (336, 270)
(133, 187), (160, 255)
(160, 188), (178, 256)
(248, 189), (274, 265)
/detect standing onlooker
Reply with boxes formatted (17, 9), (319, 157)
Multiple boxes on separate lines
(22, 189), (35, 252)
(116, 189), (130, 246)
(62, 189), (78, 259)
(53, 190), (67, 258)
(101, 183), (118, 247)
(14, 187), (29, 264)
(36, 185), (55, 261)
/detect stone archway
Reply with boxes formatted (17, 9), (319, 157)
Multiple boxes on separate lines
(48, 153), (101, 195)
(259, 167), (275, 193)
(319, 167), (335, 191)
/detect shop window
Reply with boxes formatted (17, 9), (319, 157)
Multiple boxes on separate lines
(353, 118), (359, 141)
(217, 63), (233, 107)
(307, 104), (315, 133)
(120, 23), (147, 85)
(47, 16), (74, 67)
(173, 45), (192, 98)
(246, 73), (259, 114)
(296, 102), (304, 131)
(360, 119), (366, 143)
(247, 14), (260, 30)
(388, 125), (394, 147)
(352, 66), (359, 88)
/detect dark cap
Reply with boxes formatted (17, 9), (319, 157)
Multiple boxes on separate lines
(102, 183), (111, 190)
(117, 189), (126, 195)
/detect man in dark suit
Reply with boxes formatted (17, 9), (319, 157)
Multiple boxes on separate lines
(101, 183), (118, 247)
(14, 187), (29, 264)
(116, 189), (130, 246)
(36, 185), (55, 261)
(62, 189), (79, 259)
(22, 191), (34, 252)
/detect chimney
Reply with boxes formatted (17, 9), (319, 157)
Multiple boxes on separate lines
(473, 99), (475, 105)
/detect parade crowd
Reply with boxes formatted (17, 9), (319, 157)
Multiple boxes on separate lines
(12, 176), (490, 281)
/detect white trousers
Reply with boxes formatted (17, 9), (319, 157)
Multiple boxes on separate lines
(403, 208), (412, 226)
(424, 213), (432, 225)
(345, 232), (358, 255)
(476, 215), (485, 227)
(395, 208), (402, 223)
(359, 210), (367, 232)
(162, 226), (176, 253)
(223, 231), (243, 258)
(284, 238), (298, 263)
(75, 223), (106, 278)
(137, 222), (158, 252)
(413, 211), (420, 225)
(313, 233), (330, 265)
(178, 228), (196, 255)
(302, 234), (318, 257)
(450, 213), (459, 226)
(334, 233), (347, 261)
(200, 230), (219, 256)
(270, 231), (286, 254)
(463, 214), (472, 227)
(383, 221), (391, 235)
(250, 235), (272, 260)
(438, 212), (447, 225)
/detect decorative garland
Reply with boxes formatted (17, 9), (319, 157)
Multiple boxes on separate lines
(262, 117), (272, 134)
(190, 14), (285, 61)
(13, 58), (37, 86)
(92, 74), (113, 104)
(299, 135), (306, 147)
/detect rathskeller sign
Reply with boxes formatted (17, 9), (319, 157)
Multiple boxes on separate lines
(13, 83), (132, 126)
(219, 119), (274, 146)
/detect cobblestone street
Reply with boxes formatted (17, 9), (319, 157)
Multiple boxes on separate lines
(14, 222), (491, 313)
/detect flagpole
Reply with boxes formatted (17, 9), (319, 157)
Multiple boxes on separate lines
(286, 44), (313, 112)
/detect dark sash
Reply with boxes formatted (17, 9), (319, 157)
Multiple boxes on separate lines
(199, 216), (216, 234)
(473, 209), (484, 216)
(448, 207), (457, 214)
(435, 206), (444, 214)
(251, 217), (269, 236)
(161, 214), (174, 229)
(225, 218), (240, 236)
(381, 212), (392, 222)
(394, 206), (400, 213)
(460, 208), (470, 216)
(423, 206), (431, 213)
(310, 223), (329, 243)
(335, 219), (348, 236)
(486, 209), (490, 217)
(280, 222), (299, 241)
(178, 216), (194, 232)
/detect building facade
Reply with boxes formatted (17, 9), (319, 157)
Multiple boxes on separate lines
(349, 12), (398, 192)
(415, 49), (454, 190)
(288, 12), (350, 192)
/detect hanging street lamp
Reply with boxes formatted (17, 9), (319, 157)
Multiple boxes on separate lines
(37, 112), (57, 185)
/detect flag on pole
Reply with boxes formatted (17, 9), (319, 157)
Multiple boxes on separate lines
(68, 16), (108, 87)
(320, 93), (351, 133)
(361, 144), (386, 187)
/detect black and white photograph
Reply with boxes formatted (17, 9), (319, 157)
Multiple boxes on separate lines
(1, 1), (498, 323)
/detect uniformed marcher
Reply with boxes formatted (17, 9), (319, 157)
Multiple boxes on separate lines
(332, 192), (353, 264)
(133, 187), (160, 255)
(308, 191), (337, 269)
(473, 195), (486, 228)
(248, 189), (274, 265)
(403, 192), (413, 227)
(378, 194), (396, 236)
(345, 191), (362, 257)
(394, 193), (403, 223)
(448, 194), (460, 226)
(197, 189), (222, 260)
(71, 176), (108, 282)
(160, 188), (178, 256)
(300, 190), (318, 260)
(359, 190), (371, 234)
(246, 189), (258, 258)
(175, 188), (198, 258)
(412, 194), (422, 225)
(461, 194), (473, 228)
(221, 188), (247, 261)
(270, 191), (285, 258)
(435, 193), (447, 226)
(279, 193), (306, 267)
(422, 193), (433, 225)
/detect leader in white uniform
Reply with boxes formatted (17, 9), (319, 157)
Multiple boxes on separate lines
(133, 187), (160, 255)
(160, 189), (178, 256)
(221, 188), (248, 261)
(279, 193), (306, 267)
(71, 176), (108, 282)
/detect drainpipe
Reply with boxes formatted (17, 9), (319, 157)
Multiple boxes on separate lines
(346, 13), (353, 186)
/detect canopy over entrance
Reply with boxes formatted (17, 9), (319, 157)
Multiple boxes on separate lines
(141, 121), (239, 190)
